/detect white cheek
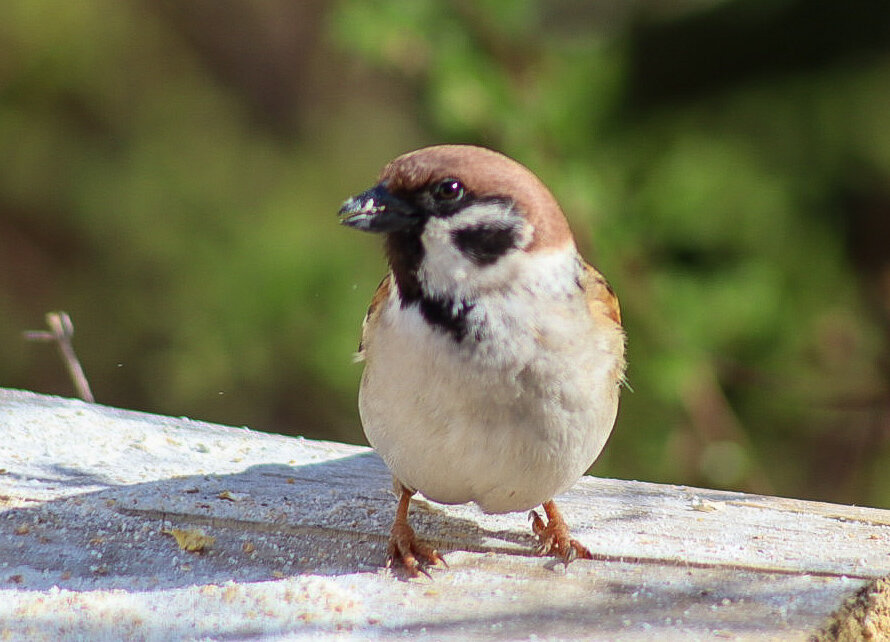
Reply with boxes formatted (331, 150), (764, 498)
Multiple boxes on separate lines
(417, 202), (532, 298)
(418, 218), (474, 291)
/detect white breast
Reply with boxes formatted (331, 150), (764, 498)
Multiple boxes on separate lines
(358, 247), (623, 514)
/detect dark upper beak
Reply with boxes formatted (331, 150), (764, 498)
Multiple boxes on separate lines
(338, 184), (417, 233)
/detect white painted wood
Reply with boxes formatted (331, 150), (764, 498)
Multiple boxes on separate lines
(0, 388), (887, 640)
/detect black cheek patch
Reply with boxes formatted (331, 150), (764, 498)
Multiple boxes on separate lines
(451, 224), (521, 266)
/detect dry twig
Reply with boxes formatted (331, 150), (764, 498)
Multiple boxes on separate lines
(23, 311), (95, 403)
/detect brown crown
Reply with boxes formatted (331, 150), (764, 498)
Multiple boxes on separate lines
(380, 145), (573, 250)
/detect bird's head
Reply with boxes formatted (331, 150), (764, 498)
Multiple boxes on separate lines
(339, 145), (576, 301)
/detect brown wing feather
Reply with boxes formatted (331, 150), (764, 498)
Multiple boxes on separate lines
(581, 260), (628, 388)
(356, 274), (392, 360)
(581, 261), (621, 327)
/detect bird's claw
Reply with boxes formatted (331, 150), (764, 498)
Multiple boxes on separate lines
(387, 520), (445, 579)
(530, 505), (592, 565)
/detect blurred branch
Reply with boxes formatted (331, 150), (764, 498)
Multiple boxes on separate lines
(23, 312), (95, 403)
(450, 0), (539, 76)
(682, 362), (774, 495)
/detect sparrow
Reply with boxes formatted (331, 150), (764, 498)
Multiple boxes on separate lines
(339, 145), (626, 576)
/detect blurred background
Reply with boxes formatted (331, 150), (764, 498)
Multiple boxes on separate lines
(2, 0), (890, 506)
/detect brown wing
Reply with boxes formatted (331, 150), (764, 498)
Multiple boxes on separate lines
(581, 260), (628, 388)
(355, 274), (392, 360)
(581, 261), (621, 327)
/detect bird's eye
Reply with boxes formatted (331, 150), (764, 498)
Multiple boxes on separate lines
(432, 179), (465, 202)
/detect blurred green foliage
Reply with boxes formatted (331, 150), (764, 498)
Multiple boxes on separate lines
(2, 0), (889, 506)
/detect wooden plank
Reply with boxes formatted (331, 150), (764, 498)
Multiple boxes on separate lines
(0, 387), (887, 640)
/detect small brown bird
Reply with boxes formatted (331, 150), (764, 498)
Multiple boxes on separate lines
(339, 145), (625, 576)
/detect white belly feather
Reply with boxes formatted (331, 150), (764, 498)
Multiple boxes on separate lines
(358, 262), (622, 514)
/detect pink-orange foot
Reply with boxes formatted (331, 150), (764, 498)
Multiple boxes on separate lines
(387, 485), (445, 578)
(529, 499), (593, 563)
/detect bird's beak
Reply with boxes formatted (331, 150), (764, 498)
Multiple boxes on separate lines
(338, 184), (417, 233)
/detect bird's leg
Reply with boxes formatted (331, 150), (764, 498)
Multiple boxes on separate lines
(387, 484), (445, 577)
(529, 499), (593, 563)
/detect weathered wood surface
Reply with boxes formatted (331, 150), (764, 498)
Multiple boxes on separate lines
(0, 387), (888, 640)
